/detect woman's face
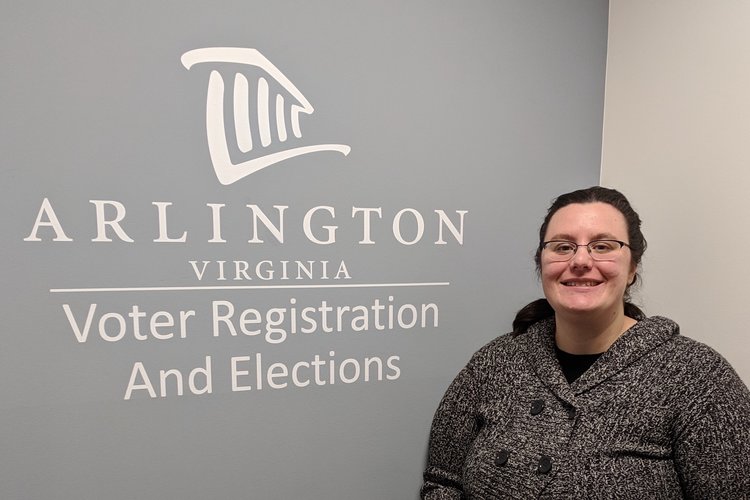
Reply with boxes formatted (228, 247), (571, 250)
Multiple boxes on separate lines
(541, 202), (636, 321)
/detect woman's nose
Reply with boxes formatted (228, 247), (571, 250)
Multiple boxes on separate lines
(570, 245), (593, 267)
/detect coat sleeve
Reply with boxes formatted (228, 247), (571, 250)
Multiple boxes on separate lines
(421, 358), (481, 500)
(673, 352), (750, 498)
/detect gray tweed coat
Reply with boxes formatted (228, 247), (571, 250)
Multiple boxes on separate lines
(421, 316), (750, 499)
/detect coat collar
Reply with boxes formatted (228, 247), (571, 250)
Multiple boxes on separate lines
(517, 316), (680, 404)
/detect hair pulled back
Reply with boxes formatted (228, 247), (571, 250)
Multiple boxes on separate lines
(512, 186), (647, 334)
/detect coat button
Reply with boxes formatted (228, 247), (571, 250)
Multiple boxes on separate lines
(494, 449), (510, 467)
(537, 455), (552, 474)
(530, 399), (545, 415)
(566, 406), (576, 420)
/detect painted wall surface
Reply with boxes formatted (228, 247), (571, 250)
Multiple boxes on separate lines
(1, 2), (606, 498)
(602, 0), (750, 384)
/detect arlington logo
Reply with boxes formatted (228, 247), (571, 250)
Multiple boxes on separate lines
(181, 47), (351, 185)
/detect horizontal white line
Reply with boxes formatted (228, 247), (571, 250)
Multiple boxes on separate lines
(49, 282), (450, 293)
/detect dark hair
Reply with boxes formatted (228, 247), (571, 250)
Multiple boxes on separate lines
(512, 186), (647, 334)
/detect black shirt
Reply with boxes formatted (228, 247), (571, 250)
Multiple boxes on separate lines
(554, 345), (603, 383)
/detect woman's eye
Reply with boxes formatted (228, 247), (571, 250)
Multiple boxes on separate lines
(591, 241), (615, 252)
(554, 243), (575, 253)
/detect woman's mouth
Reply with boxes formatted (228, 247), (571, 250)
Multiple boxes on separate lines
(561, 280), (602, 287)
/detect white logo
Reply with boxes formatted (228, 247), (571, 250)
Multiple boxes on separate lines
(181, 47), (351, 185)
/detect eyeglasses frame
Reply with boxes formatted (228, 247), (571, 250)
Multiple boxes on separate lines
(541, 239), (631, 262)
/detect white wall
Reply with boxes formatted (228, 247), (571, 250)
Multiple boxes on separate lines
(602, 0), (750, 383)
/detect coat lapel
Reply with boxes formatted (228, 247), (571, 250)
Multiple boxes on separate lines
(518, 316), (680, 401)
(518, 318), (578, 405)
(570, 316), (679, 395)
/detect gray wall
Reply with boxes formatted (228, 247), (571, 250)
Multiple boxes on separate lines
(1, 2), (606, 498)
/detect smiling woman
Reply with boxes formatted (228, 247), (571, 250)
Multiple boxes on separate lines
(539, 202), (638, 354)
(421, 186), (750, 499)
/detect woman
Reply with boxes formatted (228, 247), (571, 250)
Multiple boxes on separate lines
(421, 186), (750, 499)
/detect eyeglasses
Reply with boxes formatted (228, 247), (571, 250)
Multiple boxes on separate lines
(541, 239), (631, 262)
